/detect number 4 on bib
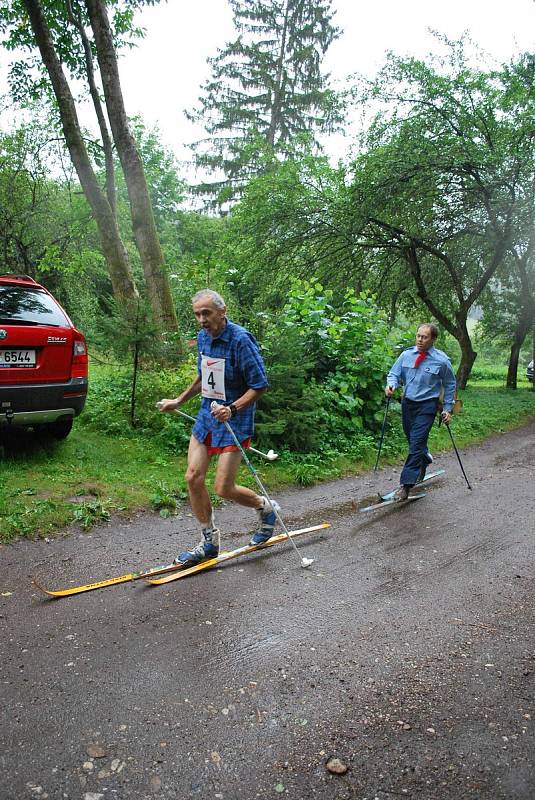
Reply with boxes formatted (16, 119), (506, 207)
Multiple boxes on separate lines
(201, 356), (226, 401)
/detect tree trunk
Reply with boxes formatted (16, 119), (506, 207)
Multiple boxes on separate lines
(506, 310), (534, 389)
(404, 244), (478, 386)
(507, 340), (521, 389)
(22, 0), (138, 307)
(85, 0), (180, 341)
(66, 0), (116, 216)
(456, 326), (477, 389)
(508, 246), (535, 390)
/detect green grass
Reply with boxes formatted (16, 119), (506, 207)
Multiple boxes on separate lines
(1, 382), (533, 543)
(0, 430), (187, 542)
(431, 384), (535, 446)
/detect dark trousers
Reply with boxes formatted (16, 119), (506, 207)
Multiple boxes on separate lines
(400, 397), (439, 486)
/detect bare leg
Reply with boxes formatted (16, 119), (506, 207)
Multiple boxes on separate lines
(214, 450), (263, 509)
(185, 435), (213, 525)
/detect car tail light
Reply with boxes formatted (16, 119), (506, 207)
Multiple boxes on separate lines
(71, 336), (88, 378)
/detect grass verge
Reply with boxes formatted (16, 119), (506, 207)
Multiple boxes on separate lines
(0, 383), (533, 543)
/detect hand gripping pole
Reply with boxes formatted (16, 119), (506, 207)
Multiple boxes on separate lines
(175, 409), (278, 461)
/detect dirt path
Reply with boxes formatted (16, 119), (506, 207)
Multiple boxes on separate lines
(1, 422), (534, 799)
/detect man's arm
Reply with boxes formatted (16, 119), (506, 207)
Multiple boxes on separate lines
(441, 360), (457, 412)
(211, 387), (266, 421)
(158, 376), (202, 412)
(440, 358), (457, 423)
(385, 353), (404, 397)
(212, 335), (268, 421)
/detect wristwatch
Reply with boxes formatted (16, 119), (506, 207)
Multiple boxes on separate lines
(229, 403), (237, 417)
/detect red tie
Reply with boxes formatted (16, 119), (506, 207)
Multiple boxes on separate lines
(414, 350), (428, 368)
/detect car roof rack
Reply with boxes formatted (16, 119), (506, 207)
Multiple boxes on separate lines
(0, 274), (38, 283)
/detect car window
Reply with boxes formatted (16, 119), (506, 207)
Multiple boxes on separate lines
(0, 286), (69, 326)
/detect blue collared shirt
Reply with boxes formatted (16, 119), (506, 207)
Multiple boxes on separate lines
(387, 346), (456, 410)
(192, 318), (268, 447)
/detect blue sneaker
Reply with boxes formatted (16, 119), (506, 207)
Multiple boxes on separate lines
(250, 499), (281, 545)
(174, 529), (220, 566)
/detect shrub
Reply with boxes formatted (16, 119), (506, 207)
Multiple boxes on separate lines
(256, 279), (397, 453)
(81, 357), (198, 452)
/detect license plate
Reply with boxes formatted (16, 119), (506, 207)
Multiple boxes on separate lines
(0, 349), (37, 367)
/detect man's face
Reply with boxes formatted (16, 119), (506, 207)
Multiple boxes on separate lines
(192, 295), (226, 337)
(415, 326), (434, 352)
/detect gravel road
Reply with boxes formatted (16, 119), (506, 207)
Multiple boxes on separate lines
(1, 421), (534, 800)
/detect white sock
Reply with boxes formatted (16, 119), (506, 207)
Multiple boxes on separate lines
(201, 527), (219, 548)
(257, 496), (273, 513)
(201, 510), (216, 534)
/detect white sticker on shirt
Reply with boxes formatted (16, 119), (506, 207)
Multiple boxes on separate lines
(201, 356), (226, 400)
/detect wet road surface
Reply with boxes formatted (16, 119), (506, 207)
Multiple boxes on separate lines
(1, 422), (534, 799)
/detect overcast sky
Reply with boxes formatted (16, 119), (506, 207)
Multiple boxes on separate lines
(1, 0), (534, 170)
(115, 0), (534, 167)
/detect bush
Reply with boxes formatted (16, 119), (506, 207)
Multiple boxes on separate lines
(81, 356), (198, 452)
(256, 279), (397, 453)
(255, 325), (323, 452)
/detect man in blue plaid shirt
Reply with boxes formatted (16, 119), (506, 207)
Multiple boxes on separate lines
(158, 289), (280, 566)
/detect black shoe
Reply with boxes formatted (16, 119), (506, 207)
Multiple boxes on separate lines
(393, 486), (410, 502)
(417, 453), (433, 483)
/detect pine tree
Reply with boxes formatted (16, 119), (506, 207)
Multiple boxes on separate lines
(187, 0), (340, 206)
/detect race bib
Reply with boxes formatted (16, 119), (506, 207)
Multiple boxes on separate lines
(201, 356), (226, 401)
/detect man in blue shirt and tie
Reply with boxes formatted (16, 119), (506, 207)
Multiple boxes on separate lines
(386, 323), (457, 501)
(158, 289), (280, 565)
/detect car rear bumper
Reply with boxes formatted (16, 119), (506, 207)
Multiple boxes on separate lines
(0, 377), (87, 426)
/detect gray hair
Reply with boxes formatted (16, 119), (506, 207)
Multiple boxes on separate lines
(192, 289), (226, 309)
(418, 323), (439, 340)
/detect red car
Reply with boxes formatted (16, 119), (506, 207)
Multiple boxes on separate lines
(0, 274), (88, 440)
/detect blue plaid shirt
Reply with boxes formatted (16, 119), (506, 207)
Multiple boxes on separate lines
(192, 318), (268, 447)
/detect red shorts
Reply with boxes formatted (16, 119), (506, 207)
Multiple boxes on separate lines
(203, 431), (251, 456)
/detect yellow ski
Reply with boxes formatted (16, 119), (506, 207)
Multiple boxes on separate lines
(32, 524), (330, 598)
(32, 561), (187, 599)
(144, 523), (331, 585)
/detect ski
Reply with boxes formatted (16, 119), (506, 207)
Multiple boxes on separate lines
(143, 523), (331, 585)
(379, 469), (445, 502)
(360, 493), (427, 513)
(33, 560), (190, 599)
(32, 523), (330, 598)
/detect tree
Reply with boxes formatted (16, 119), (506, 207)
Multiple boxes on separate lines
(223, 45), (535, 388)
(188, 0), (340, 205)
(479, 244), (535, 389)
(223, 153), (357, 308)
(1, 0), (180, 342)
(0, 120), (116, 332)
(84, 0), (179, 336)
(0, 121), (99, 278)
(344, 44), (535, 387)
(1, 0), (139, 307)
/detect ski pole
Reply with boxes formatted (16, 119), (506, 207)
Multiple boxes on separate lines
(174, 408), (278, 461)
(374, 395), (391, 472)
(444, 420), (472, 490)
(211, 402), (314, 569)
